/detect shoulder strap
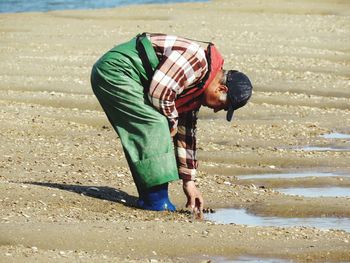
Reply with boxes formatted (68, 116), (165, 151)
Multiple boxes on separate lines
(136, 33), (159, 91)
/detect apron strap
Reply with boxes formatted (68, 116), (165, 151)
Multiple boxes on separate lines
(136, 33), (159, 92)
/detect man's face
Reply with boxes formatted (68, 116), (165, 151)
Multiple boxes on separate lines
(201, 71), (229, 113)
(202, 90), (229, 112)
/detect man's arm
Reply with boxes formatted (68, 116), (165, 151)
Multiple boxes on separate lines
(175, 110), (198, 180)
(175, 110), (204, 213)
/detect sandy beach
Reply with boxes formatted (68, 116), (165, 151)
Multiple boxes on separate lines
(1, 0), (350, 262)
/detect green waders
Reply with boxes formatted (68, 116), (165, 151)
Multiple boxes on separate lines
(90, 35), (179, 193)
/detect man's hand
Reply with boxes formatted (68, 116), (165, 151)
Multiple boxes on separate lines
(182, 180), (204, 218)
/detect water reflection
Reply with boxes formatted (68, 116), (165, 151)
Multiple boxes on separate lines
(205, 208), (350, 232)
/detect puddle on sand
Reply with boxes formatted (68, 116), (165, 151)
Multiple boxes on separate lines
(321, 132), (350, 139)
(298, 146), (350, 152)
(211, 256), (291, 263)
(205, 208), (350, 232)
(277, 187), (350, 198)
(237, 172), (347, 180)
(290, 132), (350, 152)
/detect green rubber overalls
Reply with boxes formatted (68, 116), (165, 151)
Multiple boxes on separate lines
(90, 35), (179, 192)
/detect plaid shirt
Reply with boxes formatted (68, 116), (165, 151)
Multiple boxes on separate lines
(147, 33), (208, 180)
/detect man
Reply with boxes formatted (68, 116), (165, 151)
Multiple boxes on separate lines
(90, 32), (252, 213)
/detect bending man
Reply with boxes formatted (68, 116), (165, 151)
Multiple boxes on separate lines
(90, 33), (253, 212)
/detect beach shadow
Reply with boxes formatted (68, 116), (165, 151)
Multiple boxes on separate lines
(23, 181), (139, 208)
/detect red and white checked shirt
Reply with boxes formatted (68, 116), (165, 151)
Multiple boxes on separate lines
(146, 33), (209, 180)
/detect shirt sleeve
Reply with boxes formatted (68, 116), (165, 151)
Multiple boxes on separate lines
(174, 110), (198, 181)
(147, 42), (207, 131)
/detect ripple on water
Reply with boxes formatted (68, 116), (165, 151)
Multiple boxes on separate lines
(205, 208), (350, 232)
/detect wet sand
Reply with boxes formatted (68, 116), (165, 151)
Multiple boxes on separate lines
(0, 0), (350, 262)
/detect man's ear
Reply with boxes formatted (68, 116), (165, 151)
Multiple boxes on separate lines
(218, 85), (228, 93)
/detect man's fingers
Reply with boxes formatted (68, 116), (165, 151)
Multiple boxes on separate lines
(198, 198), (204, 212)
(186, 198), (195, 210)
(194, 195), (203, 210)
(193, 198), (203, 220)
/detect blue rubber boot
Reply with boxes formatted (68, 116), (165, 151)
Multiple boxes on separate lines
(137, 183), (176, 211)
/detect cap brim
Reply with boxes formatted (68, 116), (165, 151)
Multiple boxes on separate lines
(226, 108), (234, 122)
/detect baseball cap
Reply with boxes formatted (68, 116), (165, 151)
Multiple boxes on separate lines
(225, 70), (253, 121)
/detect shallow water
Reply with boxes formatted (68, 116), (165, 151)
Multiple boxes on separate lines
(321, 133), (350, 139)
(212, 256), (291, 263)
(237, 172), (347, 180)
(291, 132), (350, 152)
(298, 146), (350, 152)
(277, 187), (350, 198)
(205, 208), (350, 232)
(0, 0), (207, 13)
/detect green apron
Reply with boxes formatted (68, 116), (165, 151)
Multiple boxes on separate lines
(90, 35), (179, 191)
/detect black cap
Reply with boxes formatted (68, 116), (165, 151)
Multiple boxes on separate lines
(225, 70), (253, 121)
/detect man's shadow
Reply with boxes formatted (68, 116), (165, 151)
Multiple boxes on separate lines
(24, 181), (139, 208)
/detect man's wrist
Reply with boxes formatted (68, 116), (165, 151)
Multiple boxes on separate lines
(182, 179), (192, 182)
(179, 170), (196, 181)
(182, 179), (194, 186)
